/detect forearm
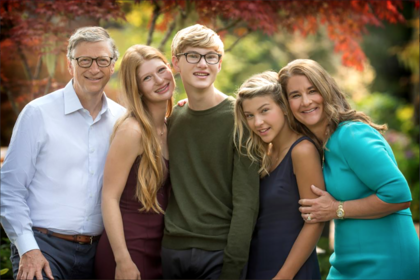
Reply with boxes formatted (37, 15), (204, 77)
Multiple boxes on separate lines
(275, 223), (324, 279)
(102, 198), (131, 263)
(342, 194), (410, 219)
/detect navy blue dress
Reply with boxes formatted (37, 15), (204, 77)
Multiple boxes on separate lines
(247, 137), (321, 279)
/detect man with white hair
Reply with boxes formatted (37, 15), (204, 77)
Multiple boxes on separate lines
(1, 26), (125, 279)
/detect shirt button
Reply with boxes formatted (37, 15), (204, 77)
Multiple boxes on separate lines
(89, 148), (94, 153)
(90, 170), (94, 175)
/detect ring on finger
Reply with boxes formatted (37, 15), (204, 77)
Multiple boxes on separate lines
(307, 214), (312, 221)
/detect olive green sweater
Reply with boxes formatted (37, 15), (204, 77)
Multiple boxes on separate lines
(163, 97), (259, 279)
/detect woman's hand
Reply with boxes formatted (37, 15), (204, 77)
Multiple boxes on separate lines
(177, 98), (188, 107)
(115, 259), (141, 280)
(298, 185), (339, 223)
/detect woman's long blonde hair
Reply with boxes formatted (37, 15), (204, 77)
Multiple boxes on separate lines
(278, 59), (387, 150)
(234, 71), (287, 178)
(112, 45), (174, 214)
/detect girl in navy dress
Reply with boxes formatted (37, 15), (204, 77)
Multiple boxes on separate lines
(234, 71), (324, 279)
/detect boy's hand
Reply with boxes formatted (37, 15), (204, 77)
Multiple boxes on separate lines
(177, 98), (188, 107)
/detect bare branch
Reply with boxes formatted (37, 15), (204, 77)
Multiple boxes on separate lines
(215, 19), (242, 34)
(17, 45), (33, 81)
(43, 77), (52, 97)
(225, 29), (252, 53)
(158, 19), (177, 51)
(33, 56), (43, 80)
(147, 0), (161, 46)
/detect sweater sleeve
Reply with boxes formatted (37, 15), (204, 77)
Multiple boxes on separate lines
(220, 147), (260, 279)
(337, 122), (412, 204)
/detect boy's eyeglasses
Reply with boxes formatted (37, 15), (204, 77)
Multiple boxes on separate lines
(177, 52), (221, 65)
(70, 56), (114, 68)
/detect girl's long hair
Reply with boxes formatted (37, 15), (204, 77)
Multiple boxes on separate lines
(278, 59), (387, 150)
(111, 44), (174, 214)
(234, 71), (288, 178)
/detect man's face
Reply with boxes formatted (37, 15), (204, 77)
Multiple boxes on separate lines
(172, 47), (222, 92)
(68, 41), (115, 98)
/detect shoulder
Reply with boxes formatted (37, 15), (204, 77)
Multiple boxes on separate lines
(334, 121), (384, 145)
(114, 117), (142, 143)
(291, 138), (320, 161)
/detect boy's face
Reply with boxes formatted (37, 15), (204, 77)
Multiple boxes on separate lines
(172, 47), (222, 92)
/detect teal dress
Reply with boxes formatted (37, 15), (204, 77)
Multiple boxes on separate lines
(323, 121), (419, 279)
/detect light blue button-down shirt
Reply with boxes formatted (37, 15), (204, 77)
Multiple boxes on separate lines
(1, 80), (125, 257)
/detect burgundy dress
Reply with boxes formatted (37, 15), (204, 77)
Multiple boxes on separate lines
(95, 157), (171, 279)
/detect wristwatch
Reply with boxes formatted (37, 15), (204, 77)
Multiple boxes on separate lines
(336, 201), (345, 219)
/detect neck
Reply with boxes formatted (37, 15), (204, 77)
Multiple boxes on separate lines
(184, 84), (227, 111)
(76, 91), (103, 120)
(271, 125), (301, 153)
(145, 100), (167, 131)
(308, 119), (329, 144)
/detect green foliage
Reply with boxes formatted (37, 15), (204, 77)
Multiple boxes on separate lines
(0, 234), (12, 279)
(317, 237), (332, 280)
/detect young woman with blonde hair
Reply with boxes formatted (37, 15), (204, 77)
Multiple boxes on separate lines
(279, 59), (419, 279)
(234, 71), (324, 279)
(95, 44), (174, 279)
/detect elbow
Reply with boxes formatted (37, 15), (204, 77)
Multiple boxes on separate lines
(401, 201), (411, 210)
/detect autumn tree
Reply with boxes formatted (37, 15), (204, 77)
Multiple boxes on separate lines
(0, 0), (416, 145)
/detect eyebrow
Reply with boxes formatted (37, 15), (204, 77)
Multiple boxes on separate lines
(288, 86), (316, 96)
(243, 103), (270, 113)
(139, 64), (165, 80)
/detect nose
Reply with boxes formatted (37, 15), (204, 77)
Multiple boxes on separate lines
(155, 74), (164, 84)
(254, 115), (264, 127)
(89, 60), (100, 73)
(196, 56), (207, 68)
(302, 93), (312, 106)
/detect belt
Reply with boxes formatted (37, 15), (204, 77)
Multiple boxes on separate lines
(33, 227), (100, 245)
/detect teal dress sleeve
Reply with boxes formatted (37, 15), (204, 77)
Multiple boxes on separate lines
(335, 122), (411, 203)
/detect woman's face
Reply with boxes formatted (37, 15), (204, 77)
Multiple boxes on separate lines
(137, 58), (175, 103)
(286, 75), (327, 131)
(242, 95), (287, 144)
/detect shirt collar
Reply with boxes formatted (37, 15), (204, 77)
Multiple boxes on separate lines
(63, 79), (115, 116)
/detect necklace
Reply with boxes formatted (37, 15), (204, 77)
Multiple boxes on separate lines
(157, 125), (165, 137)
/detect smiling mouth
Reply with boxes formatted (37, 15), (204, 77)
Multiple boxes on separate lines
(193, 72), (209, 77)
(85, 77), (102, 81)
(302, 108), (317, 114)
(155, 83), (169, 93)
(258, 128), (270, 134)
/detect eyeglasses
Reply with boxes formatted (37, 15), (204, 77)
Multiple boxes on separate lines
(177, 52), (221, 65)
(71, 56), (114, 68)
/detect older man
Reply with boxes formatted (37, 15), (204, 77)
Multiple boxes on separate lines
(1, 26), (125, 279)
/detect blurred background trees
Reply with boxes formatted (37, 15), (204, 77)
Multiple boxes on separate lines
(1, 1), (418, 279)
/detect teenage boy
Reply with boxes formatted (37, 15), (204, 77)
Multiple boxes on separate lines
(161, 24), (259, 279)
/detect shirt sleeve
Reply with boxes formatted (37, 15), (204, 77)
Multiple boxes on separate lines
(1, 104), (45, 257)
(337, 122), (412, 203)
(220, 147), (260, 279)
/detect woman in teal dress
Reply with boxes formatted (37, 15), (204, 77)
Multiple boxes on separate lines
(278, 59), (419, 279)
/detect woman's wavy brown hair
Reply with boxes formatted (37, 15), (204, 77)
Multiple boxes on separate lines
(234, 71), (288, 178)
(278, 59), (387, 151)
(111, 44), (174, 214)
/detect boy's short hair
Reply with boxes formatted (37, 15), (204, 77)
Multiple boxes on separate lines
(171, 24), (224, 57)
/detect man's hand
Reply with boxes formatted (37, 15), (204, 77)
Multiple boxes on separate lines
(298, 185), (339, 223)
(17, 249), (54, 280)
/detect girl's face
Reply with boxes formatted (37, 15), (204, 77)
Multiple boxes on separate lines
(242, 95), (287, 144)
(286, 75), (327, 130)
(137, 58), (175, 103)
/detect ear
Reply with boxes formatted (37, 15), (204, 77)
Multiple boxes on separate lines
(172, 56), (180, 73)
(67, 59), (74, 76)
(217, 58), (222, 73)
(110, 61), (115, 75)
